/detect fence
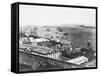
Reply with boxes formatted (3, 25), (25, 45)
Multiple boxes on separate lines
(20, 48), (61, 60)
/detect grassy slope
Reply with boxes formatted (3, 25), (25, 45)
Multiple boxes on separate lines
(60, 26), (96, 51)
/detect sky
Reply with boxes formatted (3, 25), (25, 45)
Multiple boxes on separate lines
(19, 5), (96, 27)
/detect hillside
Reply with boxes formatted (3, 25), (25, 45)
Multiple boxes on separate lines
(59, 25), (96, 50)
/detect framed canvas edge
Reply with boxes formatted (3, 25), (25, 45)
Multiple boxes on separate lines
(11, 3), (19, 73)
(11, 2), (98, 74)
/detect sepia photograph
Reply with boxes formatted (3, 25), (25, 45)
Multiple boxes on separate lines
(18, 3), (97, 72)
